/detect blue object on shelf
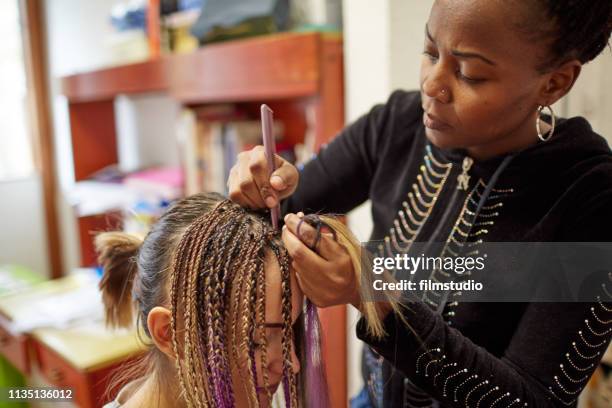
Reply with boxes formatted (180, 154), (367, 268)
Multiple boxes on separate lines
(179, 0), (205, 12)
(190, 0), (289, 43)
(110, 1), (147, 31)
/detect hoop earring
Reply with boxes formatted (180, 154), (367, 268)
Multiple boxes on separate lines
(536, 105), (555, 142)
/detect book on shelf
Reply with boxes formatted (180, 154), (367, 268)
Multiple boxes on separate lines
(67, 165), (184, 218)
(177, 107), (289, 196)
(123, 166), (184, 199)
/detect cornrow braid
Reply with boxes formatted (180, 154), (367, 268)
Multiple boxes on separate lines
(229, 234), (257, 388)
(256, 249), (273, 405)
(271, 242), (299, 408)
(208, 211), (243, 406)
(216, 221), (251, 405)
(174, 205), (230, 407)
(242, 232), (261, 407)
(170, 216), (209, 407)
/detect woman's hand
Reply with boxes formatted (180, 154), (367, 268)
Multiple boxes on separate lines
(227, 145), (299, 209)
(281, 213), (361, 309)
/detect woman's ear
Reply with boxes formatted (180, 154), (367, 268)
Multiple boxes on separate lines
(147, 306), (174, 359)
(539, 59), (582, 106)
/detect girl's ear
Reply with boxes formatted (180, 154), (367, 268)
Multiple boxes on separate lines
(147, 306), (174, 358)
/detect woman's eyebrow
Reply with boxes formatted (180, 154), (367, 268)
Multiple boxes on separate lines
(452, 50), (497, 66)
(425, 24), (497, 66)
(425, 24), (436, 44)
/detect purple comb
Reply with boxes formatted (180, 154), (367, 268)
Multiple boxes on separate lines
(261, 104), (280, 230)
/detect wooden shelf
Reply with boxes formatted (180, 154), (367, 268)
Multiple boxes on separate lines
(62, 32), (338, 103)
(62, 58), (169, 102)
(63, 32), (344, 182)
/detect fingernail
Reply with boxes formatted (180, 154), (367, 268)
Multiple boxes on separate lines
(271, 175), (285, 188)
(265, 196), (277, 207)
(284, 214), (291, 222)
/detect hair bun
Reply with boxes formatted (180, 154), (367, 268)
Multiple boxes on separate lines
(95, 232), (143, 328)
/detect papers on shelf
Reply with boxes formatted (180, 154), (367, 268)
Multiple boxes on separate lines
(7, 271), (105, 333)
(66, 181), (140, 217)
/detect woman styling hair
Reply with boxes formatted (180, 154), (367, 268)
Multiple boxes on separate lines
(228, 0), (612, 406)
(97, 192), (395, 408)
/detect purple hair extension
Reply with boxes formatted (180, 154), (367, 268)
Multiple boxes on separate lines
(283, 375), (291, 408)
(304, 300), (330, 408)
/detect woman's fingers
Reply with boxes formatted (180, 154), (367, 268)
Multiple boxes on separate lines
(228, 145), (299, 209)
(271, 159), (299, 200)
(237, 162), (264, 208)
(284, 213), (317, 248)
(282, 214), (360, 308)
(315, 233), (345, 261)
(248, 146), (277, 207)
(281, 226), (326, 273)
(283, 213), (345, 260)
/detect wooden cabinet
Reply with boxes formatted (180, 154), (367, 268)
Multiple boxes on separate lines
(0, 274), (145, 408)
(0, 321), (30, 375)
(31, 327), (143, 408)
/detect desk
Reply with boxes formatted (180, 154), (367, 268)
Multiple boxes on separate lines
(0, 273), (145, 408)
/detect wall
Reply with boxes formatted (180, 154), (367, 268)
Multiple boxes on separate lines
(0, 177), (50, 276)
(0, 1), (49, 277)
(565, 52), (612, 145)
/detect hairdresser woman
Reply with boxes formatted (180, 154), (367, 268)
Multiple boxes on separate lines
(228, 1), (612, 406)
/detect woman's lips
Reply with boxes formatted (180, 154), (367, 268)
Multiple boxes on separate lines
(423, 112), (451, 131)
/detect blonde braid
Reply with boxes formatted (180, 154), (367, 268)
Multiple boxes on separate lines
(240, 240), (262, 406)
(271, 242), (299, 407)
(256, 250), (273, 404)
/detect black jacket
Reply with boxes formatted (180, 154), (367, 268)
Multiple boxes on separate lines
(283, 90), (612, 407)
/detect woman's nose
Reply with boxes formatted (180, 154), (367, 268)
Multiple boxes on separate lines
(421, 63), (451, 103)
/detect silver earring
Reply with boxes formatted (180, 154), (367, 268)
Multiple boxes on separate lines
(536, 105), (555, 142)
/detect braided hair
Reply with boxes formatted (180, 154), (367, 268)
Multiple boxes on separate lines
(96, 193), (305, 407)
(96, 193), (398, 407)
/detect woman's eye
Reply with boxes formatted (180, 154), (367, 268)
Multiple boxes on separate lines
(457, 70), (484, 84)
(422, 51), (438, 62)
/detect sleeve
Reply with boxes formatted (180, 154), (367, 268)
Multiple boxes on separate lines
(281, 90), (407, 215)
(356, 187), (612, 407)
(356, 296), (612, 407)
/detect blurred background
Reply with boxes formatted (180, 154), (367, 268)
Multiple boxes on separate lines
(0, 1), (610, 407)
